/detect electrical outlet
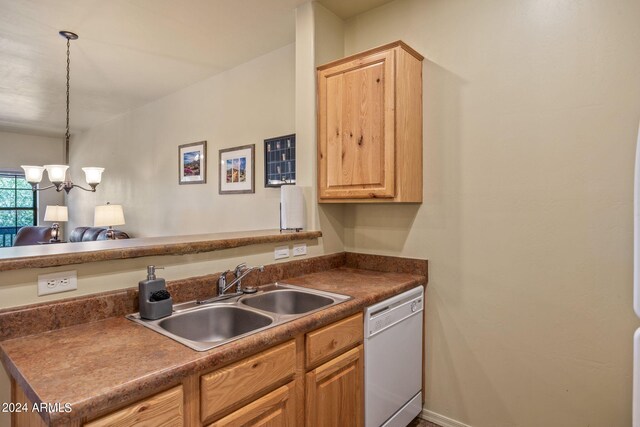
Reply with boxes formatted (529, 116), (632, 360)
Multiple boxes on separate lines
(274, 246), (290, 260)
(38, 270), (77, 296)
(293, 243), (307, 257)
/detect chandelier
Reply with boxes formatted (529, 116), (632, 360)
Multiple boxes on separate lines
(21, 31), (104, 193)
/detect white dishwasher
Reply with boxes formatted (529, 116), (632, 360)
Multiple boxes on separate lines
(365, 286), (424, 427)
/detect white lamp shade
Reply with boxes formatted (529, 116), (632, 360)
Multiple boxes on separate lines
(44, 165), (69, 183)
(94, 204), (125, 227)
(21, 165), (45, 184)
(82, 167), (105, 185)
(44, 205), (68, 222)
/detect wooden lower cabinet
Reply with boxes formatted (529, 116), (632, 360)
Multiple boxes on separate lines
(200, 341), (296, 422)
(305, 313), (363, 368)
(84, 385), (184, 427)
(206, 382), (296, 427)
(305, 345), (364, 427)
(11, 380), (47, 427)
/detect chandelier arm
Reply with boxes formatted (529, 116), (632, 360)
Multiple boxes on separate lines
(30, 184), (57, 192)
(69, 184), (97, 193)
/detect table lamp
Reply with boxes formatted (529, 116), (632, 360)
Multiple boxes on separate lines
(94, 202), (125, 240)
(44, 205), (68, 243)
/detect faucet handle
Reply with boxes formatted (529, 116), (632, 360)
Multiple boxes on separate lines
(217, 270), (230, 288)
(234, 263), (247, 278)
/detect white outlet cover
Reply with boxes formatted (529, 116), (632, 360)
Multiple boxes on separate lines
(274, 246), (290, 260)
(293, 243), (307, 257)
(38, 270), (78, 296)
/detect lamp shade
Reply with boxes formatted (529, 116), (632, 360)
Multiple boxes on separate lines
(82, 167), (105, 185)
(94, 203), (125, 227)
(44, 165), (69, 184)
(21, 165), (45, 184)
(44, 205), (68, 222)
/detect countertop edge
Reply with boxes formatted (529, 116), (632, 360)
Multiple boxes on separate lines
(0, 230), (322, 272)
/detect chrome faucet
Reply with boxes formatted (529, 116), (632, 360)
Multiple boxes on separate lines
(224, 263), (264, 294)
(197, 263), (264, 305)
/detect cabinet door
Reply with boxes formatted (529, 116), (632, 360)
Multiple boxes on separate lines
(305, 345), (364, 427)
(318, 49), (396, 200)
(207, 382), (296, 427)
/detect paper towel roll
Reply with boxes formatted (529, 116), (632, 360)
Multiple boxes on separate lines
(280, 185), (305, 231)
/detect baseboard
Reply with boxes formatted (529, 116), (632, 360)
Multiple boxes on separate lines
(421, 409), (473, 427)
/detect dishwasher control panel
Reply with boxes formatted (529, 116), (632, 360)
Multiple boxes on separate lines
(366, 287), (423, 337)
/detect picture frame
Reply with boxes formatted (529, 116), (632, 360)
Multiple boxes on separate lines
(264, 134), (296, 188)
(219, 144), (255, 194)
(178, 141), (207, 185)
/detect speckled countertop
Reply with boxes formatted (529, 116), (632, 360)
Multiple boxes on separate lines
(1, 266), (426, 425)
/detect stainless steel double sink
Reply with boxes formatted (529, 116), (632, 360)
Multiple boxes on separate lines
(127, 283), (350, 351)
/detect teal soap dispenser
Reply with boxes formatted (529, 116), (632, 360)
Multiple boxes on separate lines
(138, 265), (173, 320)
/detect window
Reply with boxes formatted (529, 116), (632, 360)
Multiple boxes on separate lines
(0, 173), (37, 247)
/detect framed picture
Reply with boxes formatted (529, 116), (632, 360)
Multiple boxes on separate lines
(264, 134), (296, 187)
(219, 144), (255, 194)
(178, 141), (207, 185)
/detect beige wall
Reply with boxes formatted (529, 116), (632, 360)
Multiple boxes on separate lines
(4, 1), (639, 426)
(0, 132), (66, 423)
(295, 1), (346, 253)
(0, 39), (344, 309)
(342, 0), (640, 426)
(67, 44), (298, 237)
(0, 30), (343, 424)
(0, 131), (65, 224)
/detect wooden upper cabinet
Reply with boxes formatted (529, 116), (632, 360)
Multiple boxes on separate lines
(317, 41), (423, 203)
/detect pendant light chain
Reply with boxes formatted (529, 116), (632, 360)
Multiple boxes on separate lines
(65, 36), (71, 146)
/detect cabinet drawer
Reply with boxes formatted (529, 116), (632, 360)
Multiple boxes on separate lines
(206, 381), (296, 427)
(84, 385), (183, 427)
(306, 313), (363, 368)
(200, 340), (296, 422)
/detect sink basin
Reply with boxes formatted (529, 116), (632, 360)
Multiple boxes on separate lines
(158, 305), (272, 343)
(241, 289), (334, 315)
(127, 283), (350, 351)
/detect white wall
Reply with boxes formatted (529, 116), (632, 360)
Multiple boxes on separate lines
(342, 0), (640, 426)
(0, 131), (64, 225)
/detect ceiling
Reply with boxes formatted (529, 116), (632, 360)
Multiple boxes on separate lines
(0, 0), (392, 139)
(317, 0), (393, 19)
